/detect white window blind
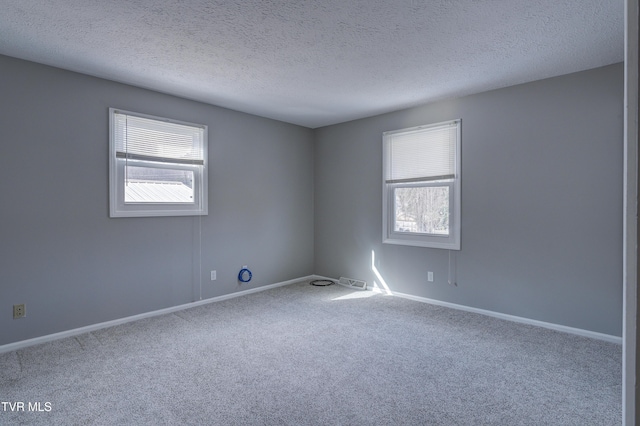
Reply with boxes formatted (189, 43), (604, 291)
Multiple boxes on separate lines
(385, 122), (457, 184)
(113, 111), (205, 165)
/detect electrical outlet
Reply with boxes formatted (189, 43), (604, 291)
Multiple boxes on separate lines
(13, 304), (25, 319)
(428, 272), (434, 282)
(211, 270), (217, 281)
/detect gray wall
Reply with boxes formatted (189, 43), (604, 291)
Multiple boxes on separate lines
(0, 55), (314, 346)
(0, 54), (624, 346)
(314, 63), (624, 336)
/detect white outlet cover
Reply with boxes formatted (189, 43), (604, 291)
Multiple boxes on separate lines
(211, 270), (216, 280)
(428, 272), (434, 282)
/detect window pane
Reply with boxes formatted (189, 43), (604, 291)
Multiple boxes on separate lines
(394, 186), (449, 235)
(124, 165), (194, 203)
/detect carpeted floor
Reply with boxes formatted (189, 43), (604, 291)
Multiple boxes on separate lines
(0, 280), (621, 425)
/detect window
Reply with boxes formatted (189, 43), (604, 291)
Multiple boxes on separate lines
(109, 108), (208, 217)
(383, 119), (460, 249)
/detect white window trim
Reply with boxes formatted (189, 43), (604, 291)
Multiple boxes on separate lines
(109, 108), (208, 218)
(382, 119), (461, 250)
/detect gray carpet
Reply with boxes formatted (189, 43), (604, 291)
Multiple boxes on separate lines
(1, 280), (621, 425)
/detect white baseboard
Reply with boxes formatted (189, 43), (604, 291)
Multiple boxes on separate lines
(0, 275), (315, 354)
(388, 289), (622, 345)
(322, 277), (620, 344)
(2, 275), (620, 353)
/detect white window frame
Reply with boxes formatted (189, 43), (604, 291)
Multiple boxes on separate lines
(109, 108), (208, 218)
(382, 119), (461, 250)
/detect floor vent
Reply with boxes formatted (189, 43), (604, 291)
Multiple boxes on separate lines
(338, 277), (367, 291)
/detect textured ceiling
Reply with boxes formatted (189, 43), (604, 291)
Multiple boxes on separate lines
(0, 0), (624, 128)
